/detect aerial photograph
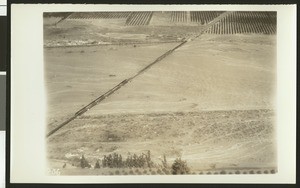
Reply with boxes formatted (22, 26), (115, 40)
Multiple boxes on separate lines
(43, 11), (277, 176)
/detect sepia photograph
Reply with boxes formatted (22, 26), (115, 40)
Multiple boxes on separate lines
(10, 4), (296, 184)
(44, 10), (277, 176)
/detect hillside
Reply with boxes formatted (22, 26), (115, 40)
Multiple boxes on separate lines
(45, 11), (277, 175)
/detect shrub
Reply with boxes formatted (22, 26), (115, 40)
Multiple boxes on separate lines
(129, 170), (134, 175)
(142, 170), (148, 174)
(171, 158), (190, 175)
(264, 170), (269, 174)
(157, 169), (163, 175)
(256, 170), (261, 174)
(235, 170), (240, 174)
(220, 170), (226, 174)
(270, 169), (276, 174)
(161, 168), (170, 175)
(151, 171), (157, 175)
(207, 172), (212, 175)
(243, 171), (247, 174)
(165, 170), (171, 175)
(249, 170), (254, 174)
(199, 171), (203, 175)
(115, 170), (120, 175)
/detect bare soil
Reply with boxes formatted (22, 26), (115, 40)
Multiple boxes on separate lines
(45, 42), (180, 131)
(85, 34), (276, 115)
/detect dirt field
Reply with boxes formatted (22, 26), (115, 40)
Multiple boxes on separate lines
(44, 13), (276, 175)
(44, 42), (180, 131)
(85, 34), (276, 115)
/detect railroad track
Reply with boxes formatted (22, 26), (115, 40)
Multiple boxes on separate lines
(46, 11), (235, 138)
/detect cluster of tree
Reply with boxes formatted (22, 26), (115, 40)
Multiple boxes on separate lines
(124, 151), (154, 168)
(101, 150), (154, 168)
(171, 157), (190, 175)
(102, 153), (123, 168)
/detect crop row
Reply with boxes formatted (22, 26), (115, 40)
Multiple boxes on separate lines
(170, 11), (188, 22)
(100, 168), (277, 175)
(190, 11), (224, 24)
(205, 11), (276, 35)
(106, 168), (170, 175)
(228, 11), (276, 25)
(63, 167), (277, 176)
(68, 12), (132, 19)
(125, 12), (153, 26)
(201, 169), (277, 175)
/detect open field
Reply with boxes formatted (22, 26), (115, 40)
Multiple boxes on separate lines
(44, 42), (180, 131)
(44, 11), (277, 175)
(83, 34), (276, 115)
